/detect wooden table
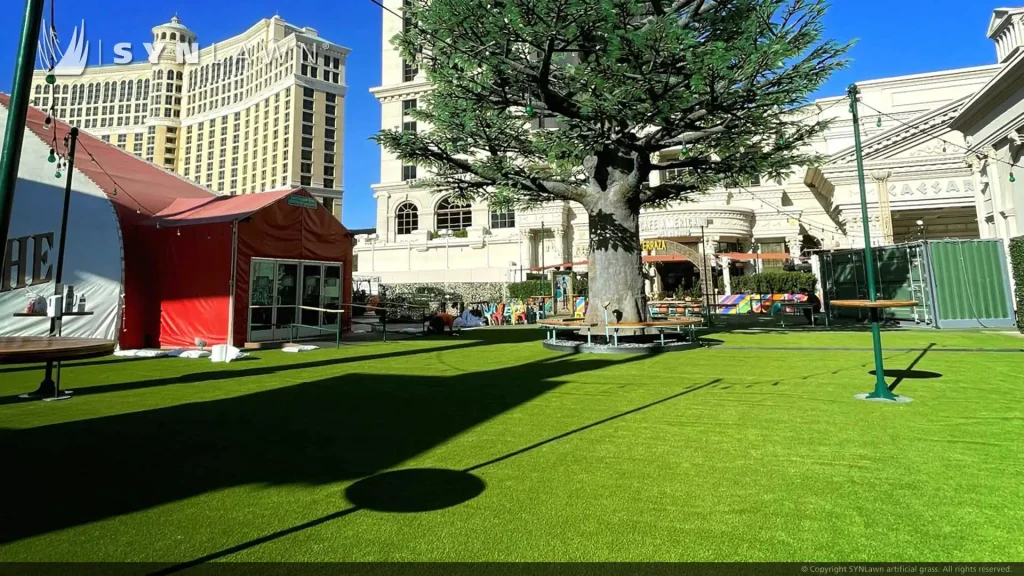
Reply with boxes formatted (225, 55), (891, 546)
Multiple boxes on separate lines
(830, 300), (919, 402)
(2, 318), (113, 400)
(538, 318), (598, 344)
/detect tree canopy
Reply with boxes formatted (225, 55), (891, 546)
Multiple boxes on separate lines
(375, 0), (850, 211)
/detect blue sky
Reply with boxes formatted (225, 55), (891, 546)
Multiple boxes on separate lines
(0, 0), (1010, 229)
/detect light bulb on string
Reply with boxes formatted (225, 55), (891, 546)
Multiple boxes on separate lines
(177, 228), (181, 236)
(44, 116), (51, 130)
(45, 72), (56, 85)
(876, 117), (882, 128)
(1011, 172), (1017, 183)
(525, 97), (533, 116)
(55, 168), (62, 178)
(47, 149), (56, 163)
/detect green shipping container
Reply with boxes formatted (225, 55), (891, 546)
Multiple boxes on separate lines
(821, 243), (933, 324)
(820, 239), (1017, 329)
(926, 240), (1016, 329)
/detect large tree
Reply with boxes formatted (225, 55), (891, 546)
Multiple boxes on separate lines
(376, 0), (848, 327)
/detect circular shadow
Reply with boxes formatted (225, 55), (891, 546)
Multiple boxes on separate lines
(869, 369), (942, 379)
(345, 468), (485, 513)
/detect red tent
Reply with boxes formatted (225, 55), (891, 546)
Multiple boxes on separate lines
(4, 94), (353, 349)
(137, 189), (353, 349)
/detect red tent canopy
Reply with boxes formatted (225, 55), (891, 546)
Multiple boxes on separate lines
(135, 189), (353, 348)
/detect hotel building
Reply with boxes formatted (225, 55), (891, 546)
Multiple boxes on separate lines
(30, 15), (350, 218)
(355, 2), (1023, 298)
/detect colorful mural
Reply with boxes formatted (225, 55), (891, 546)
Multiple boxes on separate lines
(714, 293), (807, 314)
(574, 297), (587, 318)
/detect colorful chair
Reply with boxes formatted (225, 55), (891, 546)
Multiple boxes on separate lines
(490, 303), (506, 326)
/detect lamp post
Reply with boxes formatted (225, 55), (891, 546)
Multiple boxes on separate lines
(0, 0), (46, 263)
(849, 84), (896, 402)
(916, 219), (927, 241)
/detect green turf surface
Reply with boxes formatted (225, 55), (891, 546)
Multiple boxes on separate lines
(1, 327), (1022, 562)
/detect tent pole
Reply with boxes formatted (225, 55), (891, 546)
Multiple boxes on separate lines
(227, 220), (238, 347)
(0, 0), (46, 265)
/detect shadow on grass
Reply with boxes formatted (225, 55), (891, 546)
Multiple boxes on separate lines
(0, 345), (644, 545)
(152, 379), (720, 572)
(0, 331), (550, 406)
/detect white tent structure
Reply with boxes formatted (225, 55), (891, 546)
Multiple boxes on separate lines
(0, 103), (123, 341)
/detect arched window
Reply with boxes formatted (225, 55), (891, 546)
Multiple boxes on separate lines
(126, 81), (133, 101)
(160, 32), (167, 40)
(86, 83), (94, 103)
(136, 79), (144, 98)
(395, 202), (419, 235)
(436, 197), (472, 231)
(119, 80), (127, 99)
(61, 85), (69, 95)
(170, 32), (177, 41)
(156, 69), (164, 81)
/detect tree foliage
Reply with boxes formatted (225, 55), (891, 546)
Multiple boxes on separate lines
(375, 0), (850, 210)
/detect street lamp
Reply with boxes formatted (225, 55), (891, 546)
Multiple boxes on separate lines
(915, 219), (927, 241)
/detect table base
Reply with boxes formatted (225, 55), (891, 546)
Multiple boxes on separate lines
(854, 393), (913, 404)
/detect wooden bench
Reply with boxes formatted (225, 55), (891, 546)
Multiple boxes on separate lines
(538, 319), (599, 344)
(608, 318), (703, 346)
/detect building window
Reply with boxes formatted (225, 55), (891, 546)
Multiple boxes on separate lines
(490, 208), (516, 229)
(402, 59), (418, 82)
(402, 164), (417, 181)
(396, 202), (418, 235)
(436, 197), (472, 231)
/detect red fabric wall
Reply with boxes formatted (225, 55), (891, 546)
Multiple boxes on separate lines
(135, 223), (233, 348)
(232, 191), (353, 346)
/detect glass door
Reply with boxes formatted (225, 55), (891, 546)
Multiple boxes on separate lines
(248, 259), (276, 342)
(296, 263), (323, 338)
(322, 265), (342, 329)
(274, 262), (299, 340)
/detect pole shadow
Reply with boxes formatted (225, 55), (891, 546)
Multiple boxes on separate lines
(868, 343), (941, 392)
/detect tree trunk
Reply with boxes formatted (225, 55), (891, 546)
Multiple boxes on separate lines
(583, 191), (648, 332)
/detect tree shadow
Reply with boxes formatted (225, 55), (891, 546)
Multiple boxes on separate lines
(0, 351), (648, 545)
(588, 209), (640, 254)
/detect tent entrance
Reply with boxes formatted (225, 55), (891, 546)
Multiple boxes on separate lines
(248, 258), (343, 343)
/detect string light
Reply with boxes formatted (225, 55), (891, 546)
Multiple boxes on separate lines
(857, 100), (1023, 183)
(875, 117), (882, 128)
(47, 149), (56, 163)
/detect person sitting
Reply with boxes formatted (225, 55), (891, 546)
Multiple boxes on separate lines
(800, 288), (822, 324)
(453, 308), (485, 328)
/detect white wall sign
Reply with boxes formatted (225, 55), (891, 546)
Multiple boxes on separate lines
(887, 179), (975, 198)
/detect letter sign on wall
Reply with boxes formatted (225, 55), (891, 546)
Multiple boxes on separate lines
(1, 232), (55, 293)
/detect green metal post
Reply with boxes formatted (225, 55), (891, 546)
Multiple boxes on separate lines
(0, 0), (47, 261)
(848, 84), (896, 401)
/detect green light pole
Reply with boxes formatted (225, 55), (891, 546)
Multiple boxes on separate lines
(848, 84), (897, 401)
(0, 0), (47, 263)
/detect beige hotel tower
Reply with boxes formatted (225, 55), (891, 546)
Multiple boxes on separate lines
(30, 15), (350, 218)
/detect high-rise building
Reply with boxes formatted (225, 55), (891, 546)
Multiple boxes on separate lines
(30, 15), (349, 219)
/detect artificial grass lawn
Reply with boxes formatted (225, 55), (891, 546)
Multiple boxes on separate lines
(1, 327), (1022, 562)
